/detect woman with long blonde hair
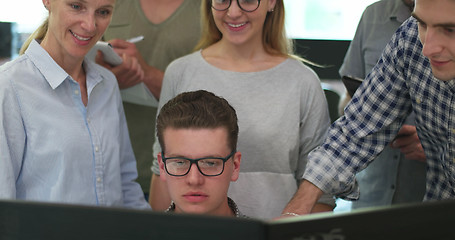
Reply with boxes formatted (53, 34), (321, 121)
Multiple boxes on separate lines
(0, 0), (149, 209)
(149, 0), (334, 218)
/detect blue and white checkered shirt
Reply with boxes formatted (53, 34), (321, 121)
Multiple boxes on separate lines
(304, 17), (455, 201)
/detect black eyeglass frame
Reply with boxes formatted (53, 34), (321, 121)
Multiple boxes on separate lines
(211, 0), (262, 12)
(161, 150), (236, 177)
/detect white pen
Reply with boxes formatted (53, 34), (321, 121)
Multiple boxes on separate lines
(127, 35), (144, 43)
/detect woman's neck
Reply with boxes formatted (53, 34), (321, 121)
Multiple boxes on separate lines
(55, 57), (88, 106)
(202, 40), (286, 72)
(40, 34), (88, 106)
(40, 37), (85, 81)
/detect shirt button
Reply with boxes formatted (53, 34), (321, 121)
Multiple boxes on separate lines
(97, 177), (102, 183)
(95, 146), (99, 152)
(87, 118), (91, 123)
(74, 90), (80, 95)
(415, 98), (421, 104)
(451, 129), (455, 134)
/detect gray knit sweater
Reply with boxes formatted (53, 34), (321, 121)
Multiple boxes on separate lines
(152, 51), (333, 219)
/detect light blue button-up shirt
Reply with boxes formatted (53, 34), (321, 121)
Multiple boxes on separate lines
(0, 40), (149, 209)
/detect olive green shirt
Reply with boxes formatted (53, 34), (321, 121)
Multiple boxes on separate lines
(103, 0), (201, 193)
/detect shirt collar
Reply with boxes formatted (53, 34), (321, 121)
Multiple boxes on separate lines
(389, 0), (412, 24)
(26, 40), (69, 90)
(165, 197), (245, 218)
(84, 57), (106, 94)
(25, 40), (106, 90)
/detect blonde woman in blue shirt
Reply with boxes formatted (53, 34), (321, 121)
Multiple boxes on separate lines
(0, 0), (149, 209)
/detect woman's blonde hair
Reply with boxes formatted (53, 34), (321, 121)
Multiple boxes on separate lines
(19, 17), (49, 55)
(195, 0), (317, 64)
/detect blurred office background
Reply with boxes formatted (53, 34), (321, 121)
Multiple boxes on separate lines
(0, 0), (377, 61)
(0, 0), (380, 212)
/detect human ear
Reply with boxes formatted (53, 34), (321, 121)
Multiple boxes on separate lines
(267, 0), (277, 11)
(42, 0), (50, 11)
(230, 152), (241, 181)
(157, 153), (167, 182)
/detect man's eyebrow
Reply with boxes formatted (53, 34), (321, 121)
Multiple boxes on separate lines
(411, 13), (455, 28)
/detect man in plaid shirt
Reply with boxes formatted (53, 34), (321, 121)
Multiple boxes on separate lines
(282, 0), (455, 216)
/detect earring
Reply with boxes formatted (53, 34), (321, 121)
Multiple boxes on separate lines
(268, 8), (274, 12)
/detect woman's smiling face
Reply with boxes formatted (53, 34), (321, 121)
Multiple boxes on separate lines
(41, 0), (115, 62)
(211, 0), (276, 47)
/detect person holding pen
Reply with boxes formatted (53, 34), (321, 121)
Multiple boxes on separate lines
(96, 0), (202, 202)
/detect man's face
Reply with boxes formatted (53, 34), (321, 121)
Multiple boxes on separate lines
(414, 0), (455, 81)
(158, 127), (241, 216)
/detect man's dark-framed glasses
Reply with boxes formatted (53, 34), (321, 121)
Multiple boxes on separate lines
(162, 150), (236, 177)
(211, 0), (261, 12)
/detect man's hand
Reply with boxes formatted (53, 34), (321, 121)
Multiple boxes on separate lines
(95, 39), (145, 89)
(279, 180), (325, 219)
(391, 124), (426, 162)
(96, 38), (163, 99)
(109, 39), (143, 62)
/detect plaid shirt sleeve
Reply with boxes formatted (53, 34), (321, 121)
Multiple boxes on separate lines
(303, 18), (419, 200)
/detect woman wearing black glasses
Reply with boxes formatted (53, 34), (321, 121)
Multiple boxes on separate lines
(149, 0), (335, 219)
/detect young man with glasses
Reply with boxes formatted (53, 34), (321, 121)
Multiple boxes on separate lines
(150, 0), (334, 219)
(156, 90), (244, 217)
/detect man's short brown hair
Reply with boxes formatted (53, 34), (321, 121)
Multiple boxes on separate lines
(157, 90), (239, 153)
